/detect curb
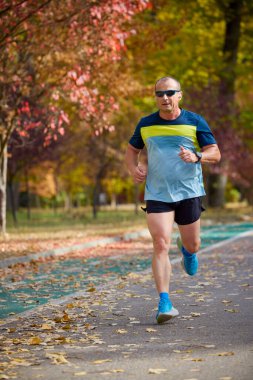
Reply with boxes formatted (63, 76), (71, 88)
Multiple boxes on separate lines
(0, 229), (150, 269)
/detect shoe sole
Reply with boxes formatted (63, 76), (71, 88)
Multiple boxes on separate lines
(156, 310), (179, 324)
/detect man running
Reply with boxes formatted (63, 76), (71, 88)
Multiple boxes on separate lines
(125, 76), (221, 324)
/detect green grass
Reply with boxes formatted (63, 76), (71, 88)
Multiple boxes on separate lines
(6, 206), (146, 235)
(6, 204), (253, 237)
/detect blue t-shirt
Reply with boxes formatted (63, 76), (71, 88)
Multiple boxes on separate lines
(129, 109), (216, 203)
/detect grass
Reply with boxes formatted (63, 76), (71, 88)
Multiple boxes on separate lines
(5, 203), (253, 239)
(6, 206), (147, 239)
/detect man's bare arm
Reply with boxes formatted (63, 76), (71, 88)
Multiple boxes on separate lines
(179, 144), (221, 164)
(125, 144), (147, 183)
(200, 144), (221, 164)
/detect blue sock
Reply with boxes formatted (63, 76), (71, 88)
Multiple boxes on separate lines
(182, 246), (196, 258)
(159, 292), (172, 309)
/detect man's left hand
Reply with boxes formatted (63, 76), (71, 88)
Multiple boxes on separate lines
(178, 146), (197, 163)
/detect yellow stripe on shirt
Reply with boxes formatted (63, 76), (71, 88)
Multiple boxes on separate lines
(140, 124), (199, 149)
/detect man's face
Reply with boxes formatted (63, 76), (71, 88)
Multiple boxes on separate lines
(155, 80), (182, 113)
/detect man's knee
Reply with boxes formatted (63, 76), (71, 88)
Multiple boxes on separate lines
(184, 238), (201, 253)
(152, 235), (170, 254)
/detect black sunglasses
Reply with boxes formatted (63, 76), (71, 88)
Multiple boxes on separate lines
(155, 90), (181, 97)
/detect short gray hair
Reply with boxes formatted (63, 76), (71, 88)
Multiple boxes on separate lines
(155, 76), (181, 91)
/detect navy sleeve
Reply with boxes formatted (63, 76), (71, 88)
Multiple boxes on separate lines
(129, 119), (145, 150)
(197, 115), (217, 148)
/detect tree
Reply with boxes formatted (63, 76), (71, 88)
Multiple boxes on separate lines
(0, 0), (150, 234)
(124, 0), (253, 206)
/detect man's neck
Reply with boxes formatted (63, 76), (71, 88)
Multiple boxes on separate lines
(159, 108), (181, 120)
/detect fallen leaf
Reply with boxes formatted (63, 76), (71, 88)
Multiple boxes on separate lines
(224, 309), (239, 313)
(148, 368), (168, 374)
(7, 328), (16, 333)
(91, 359), (112, 364)
(29, 336), (42, 345)
(146, 328), (157, 333)
(46, 352), (69, 365)
(190, 313), (201, 317)
(111, 369), (125, 373)
(10, 358), (33, 367)
(87, 287), (96, 292)
(41, 324), (52, 330)
(221, 300), (232, 304)
(74, 372), (87, 376)
(116, 329), (127, 334)
(209, 352), (234, 357)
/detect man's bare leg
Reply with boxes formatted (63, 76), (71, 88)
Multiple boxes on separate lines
(147, 211), (175, 293)
(147, 211), (179, 323)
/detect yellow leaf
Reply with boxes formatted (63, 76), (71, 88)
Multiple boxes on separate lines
(74, 372), (87, 376)
(10, 358), (33, 366)
(46, 353), (69, 365)
(221, 300), (232, 304)
(12, 338), (22, 345)
(62, 324), (71, 330)
(224, 309), (239, 313)
(148, 368), (168, 374)
(54, 317), (62, 323)
(91, 359), (112, 364)
(87, 287), (96, 292)
(7, 328), (16, 333)
(146, 328), (157, 333)
(111, 369), (125, 373)
(29, 336), (42, 345)
(116, 329), (127, 334)
(41, 324), (52, 330)
(175, 289), (185, 293)
(217, 352), (234, 357)
(62, 313), (71, 322)
(66, 303), (74, 308)
(190, 312), (201, 317)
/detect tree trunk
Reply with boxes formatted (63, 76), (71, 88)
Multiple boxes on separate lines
(92, 180), (100, 219)
(0, 145), (8, 236)
(207, 173), (228, 207)
(7, 178), (18, 226)
(211, 0), (242, 207)
(25, 166), (31, 220)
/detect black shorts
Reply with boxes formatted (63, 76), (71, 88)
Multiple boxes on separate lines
(143, 197), (205, 225)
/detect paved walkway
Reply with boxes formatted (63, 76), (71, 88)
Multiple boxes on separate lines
(1, 223), (253, 319)
(0, 232), (253, 379)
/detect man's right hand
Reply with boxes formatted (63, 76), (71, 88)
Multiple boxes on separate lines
(132, 164), (147, 183)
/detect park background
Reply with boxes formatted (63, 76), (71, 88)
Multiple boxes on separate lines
(1, 0), (253, 241)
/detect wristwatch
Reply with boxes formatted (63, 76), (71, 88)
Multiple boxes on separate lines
(195, 152), (202, 163)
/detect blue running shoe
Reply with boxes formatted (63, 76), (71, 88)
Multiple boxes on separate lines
(177, 237), (198, 276)
(156, 298), (179, 324)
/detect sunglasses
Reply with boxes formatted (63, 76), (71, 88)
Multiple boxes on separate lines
(155, 90), (181, 97)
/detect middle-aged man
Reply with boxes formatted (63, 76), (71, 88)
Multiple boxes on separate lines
(125, 76), (221, 324)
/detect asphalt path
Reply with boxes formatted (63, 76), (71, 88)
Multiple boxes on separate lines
(1, 223), (253, 319)
(0, 231), (253, 379)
